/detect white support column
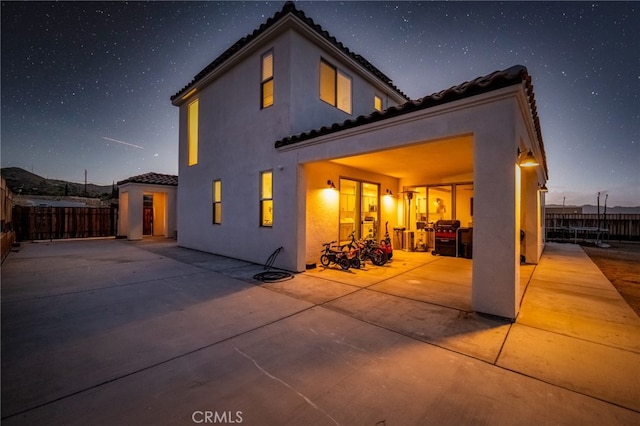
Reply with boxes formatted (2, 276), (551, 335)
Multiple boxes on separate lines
(118, 191), (129, 238)
(127, 186), (144, 241)
(152, 192), (166, 237)
(296, 163), (308, 272)
(472, 111), (520, 319)
(167, 187), (177, 239)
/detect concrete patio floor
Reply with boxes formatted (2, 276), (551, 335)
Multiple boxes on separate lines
(1, 238), (639, 425)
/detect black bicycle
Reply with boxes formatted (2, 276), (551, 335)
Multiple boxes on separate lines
(344, 231), (386, 267)
(320, 241), (352, 270)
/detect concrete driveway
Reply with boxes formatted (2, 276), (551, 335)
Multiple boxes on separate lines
(2, 238), (639, 425)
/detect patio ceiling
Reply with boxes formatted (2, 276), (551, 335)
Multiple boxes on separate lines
(329, 134), (474, 182)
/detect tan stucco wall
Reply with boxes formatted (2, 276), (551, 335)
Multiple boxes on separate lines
(304, 161), (399, 265)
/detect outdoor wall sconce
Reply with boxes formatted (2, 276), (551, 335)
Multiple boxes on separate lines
(327, 180), (336, 189)
(518, 147), (539, 167)
(538, 183), (549, 192)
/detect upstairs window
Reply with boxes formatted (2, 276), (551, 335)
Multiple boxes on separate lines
(374, 95), (383, 112)
(320, 59), (352, 114)
(260, 170), (273, 227)
(187, 99), (199, 166)
(212, 180), (222, 224)
(261, 50), (274, 108)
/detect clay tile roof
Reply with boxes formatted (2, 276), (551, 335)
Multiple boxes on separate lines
(275, 64), (548, 176)
(170, 1), (407, 102)
(117, 172), (178, 187)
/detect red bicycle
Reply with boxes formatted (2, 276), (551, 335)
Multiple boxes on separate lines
(344, 231), (386, 267)
(379, 221), (393, 260)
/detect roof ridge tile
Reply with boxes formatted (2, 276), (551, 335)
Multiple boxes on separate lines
(117, 172), (178, 186)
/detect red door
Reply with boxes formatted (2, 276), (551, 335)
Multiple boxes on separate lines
(143, 195), (154, 236)
(143, 206), (153, 236)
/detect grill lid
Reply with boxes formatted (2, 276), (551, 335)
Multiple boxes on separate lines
(435, 220), (461, 229)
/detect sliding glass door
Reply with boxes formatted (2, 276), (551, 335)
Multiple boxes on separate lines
(339, 179), (379, 244)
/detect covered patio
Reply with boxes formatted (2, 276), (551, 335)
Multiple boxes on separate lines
(291, 76), (547, 319)
(292, 251), (536, 361)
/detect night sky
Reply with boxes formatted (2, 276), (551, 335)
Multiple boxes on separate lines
(2, 1), (638, 206)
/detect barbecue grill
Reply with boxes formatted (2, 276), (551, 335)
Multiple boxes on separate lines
(432, 220), (460, 257)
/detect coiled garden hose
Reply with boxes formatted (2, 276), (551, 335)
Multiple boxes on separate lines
(253, 246), (294, 282)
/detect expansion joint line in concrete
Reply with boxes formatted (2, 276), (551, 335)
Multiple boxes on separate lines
(0, 305), (317, 422)
(299, 256), (444, 291)
(489, 261), (540, 365)
(517, 262), (539, 312)
(491, 323), (514, 365)
(296, 260), (474, 318)
(513, 322), (640, 356)
(496, 362), (640, 414)
(0, 270), (208, 304)
(362, 257), (447, 289)
(366, 286), (473, 313)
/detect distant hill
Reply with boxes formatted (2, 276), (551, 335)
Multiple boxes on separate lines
(1, 167), (114, 198)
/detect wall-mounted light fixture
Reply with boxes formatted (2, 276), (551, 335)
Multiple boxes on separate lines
(385, 189), (393, 196)
(327, 180), (336, 190)
(518, 147), (539, 167)
(538, 183), (549, 192)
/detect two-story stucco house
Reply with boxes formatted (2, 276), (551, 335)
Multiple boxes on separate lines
(170, 2), (549, 319)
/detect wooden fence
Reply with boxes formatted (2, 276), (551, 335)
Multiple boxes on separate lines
(13, 206), (118, 241)
(9, 207), (638, 242)
(545, 213), (640, 241)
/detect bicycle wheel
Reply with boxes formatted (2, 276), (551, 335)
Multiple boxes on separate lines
(371, 248), (387, 266)
(320, 254), (330, 267)
(350, 256), (361, 269)
(339, 257), (350, 270)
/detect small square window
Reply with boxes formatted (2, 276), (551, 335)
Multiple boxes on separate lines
(374, 95), (382, 112)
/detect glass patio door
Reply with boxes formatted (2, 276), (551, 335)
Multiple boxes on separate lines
(339, 179), (379, 244)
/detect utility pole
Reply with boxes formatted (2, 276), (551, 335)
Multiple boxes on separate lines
(597, 192), (601, 235)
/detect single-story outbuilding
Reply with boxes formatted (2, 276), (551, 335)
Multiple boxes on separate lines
(117, 172), (177, 240)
